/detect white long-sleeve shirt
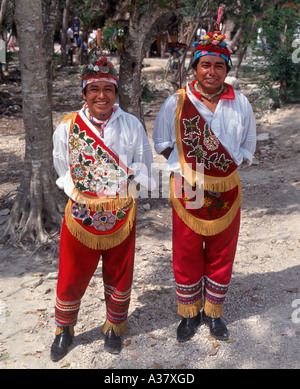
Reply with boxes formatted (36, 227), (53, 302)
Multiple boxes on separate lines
(53, 105), (155, 200)
(152, 83), (256, 175)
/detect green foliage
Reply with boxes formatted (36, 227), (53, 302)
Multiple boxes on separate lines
(252, 1), (300, 104)
(100, 21), (126, 52)
(179, 0), (214, 21)
(123, 0), (170, 15)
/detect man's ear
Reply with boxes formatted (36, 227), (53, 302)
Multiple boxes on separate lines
(82, 90), (86, 101)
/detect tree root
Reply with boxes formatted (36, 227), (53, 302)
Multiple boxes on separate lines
(1, 166), (64, 247)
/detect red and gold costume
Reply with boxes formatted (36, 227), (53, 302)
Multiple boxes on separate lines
(54, 109), (141, 336)
(169, 83), (242, 318)
(153, 13), (256, 327)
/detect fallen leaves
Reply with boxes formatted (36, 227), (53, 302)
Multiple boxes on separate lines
(206, 335), (236, 356)
(22, 351), (42, 358)
(0, 353), (9, 361)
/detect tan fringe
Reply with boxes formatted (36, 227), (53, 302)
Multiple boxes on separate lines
(180, 167), (241, 192)
(175, 89), (187, 179)
(178, 299), (203, 318)
(64, 199), (137, 250)
(169, 175), (242, 236)
(61, 112), (77, 126)
(204, 301), (223, 318)
(102, 319), (128, 337)
(71, 188), (134, 212)
(55, 325), (75, 337)
(170, 170), (241, 201)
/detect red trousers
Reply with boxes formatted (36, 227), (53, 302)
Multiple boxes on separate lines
(55, 218), (136, 335)
(172, 206), (241, 318)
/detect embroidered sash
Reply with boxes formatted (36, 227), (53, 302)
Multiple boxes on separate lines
(61, 111), (137, 249)
(170, 87), (241, 236)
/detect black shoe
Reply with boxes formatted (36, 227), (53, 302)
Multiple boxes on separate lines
(177, 312), (201, 343)
(104, 328), (122, 354)
(203, 311), (229, 340)
(50, 327), (73, 362)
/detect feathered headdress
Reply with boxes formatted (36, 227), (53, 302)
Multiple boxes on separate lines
(80, 36), (118, 90)
(193, 7), (232, 63)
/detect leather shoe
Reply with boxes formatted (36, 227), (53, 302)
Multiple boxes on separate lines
(104, 328), (122, 354)
(50, 326), (73, 362)
(177, 312), (201, 343)
(203, 311), (229, 340)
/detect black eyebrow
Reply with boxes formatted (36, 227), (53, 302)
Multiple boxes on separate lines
(201, 61), (225, 66)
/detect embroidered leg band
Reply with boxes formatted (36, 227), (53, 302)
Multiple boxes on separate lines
(203, 277), (229, 318)
(176, 278), (203, 318)
(55, 298), (81, 327)
(102, 285), (131, 336)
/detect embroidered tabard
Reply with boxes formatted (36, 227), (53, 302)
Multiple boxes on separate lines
(170, 87), (241, 236)
(62, 111), (137, 250)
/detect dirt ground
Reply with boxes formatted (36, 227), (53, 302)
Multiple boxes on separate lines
(0, 57), (299, 370)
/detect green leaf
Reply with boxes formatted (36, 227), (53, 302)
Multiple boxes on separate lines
(116, 210), (126, 220)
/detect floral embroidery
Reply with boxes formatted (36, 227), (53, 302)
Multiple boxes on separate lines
(182, 119), (233, 172)
(202, 191), (230, 214)
(71, 203), (91, 220)
(84, 144), (94, 155)
(185, 136), (218, 170)
(203, 123), (219, 151)
(93, 211), (116, 231)
(174, 176), (233, 214)
(71, 202), (128, 232)
(88, 178), (103, 193)
(182, 116), (201, 136)
(71, 164), (88, 181)
(214, 153), (233, 172)
(69, 121), (132, 197)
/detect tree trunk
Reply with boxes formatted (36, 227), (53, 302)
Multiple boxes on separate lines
(42, 0), (59, 104)
(61, 0), (71, 67)
(233, 22), (257, 79)
(118, 10), (179, 127)
(2, 0), (62, 246)
(0, 0), (8, 26)
(233, 45), (248, 78)
(118, 19), (146, 125)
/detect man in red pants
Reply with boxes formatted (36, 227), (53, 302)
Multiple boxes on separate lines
(50, 54), (154, 361)
(153, 20), (256, 342)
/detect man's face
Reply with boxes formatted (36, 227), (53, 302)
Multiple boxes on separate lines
(83, 81), (116, 120)
(193, 56), (227, 94)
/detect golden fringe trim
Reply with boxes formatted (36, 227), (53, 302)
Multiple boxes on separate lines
(178, 299), (203, 318)
(204, 301), (223, 318)
(55, 325), (75, 337)
(181, 168), (240, 192)
(64, 199), (137, 250)
(61, 112), (77, 126)
(102, 319), (128, 337)
(169, 175), (241, 236)
(174, 88), (240, 192)
(71, 187), (135, 212)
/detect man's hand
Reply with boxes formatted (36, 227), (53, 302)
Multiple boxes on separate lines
(161, 147), (174, 160)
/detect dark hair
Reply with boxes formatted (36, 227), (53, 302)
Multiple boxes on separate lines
(192, 57), (231, 74)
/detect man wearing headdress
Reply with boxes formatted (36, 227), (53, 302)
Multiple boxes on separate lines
(50, 56), (154, 361)
(153, 20), (256, 342)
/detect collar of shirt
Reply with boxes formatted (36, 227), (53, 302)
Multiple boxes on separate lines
(189, 80), (235, 101)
